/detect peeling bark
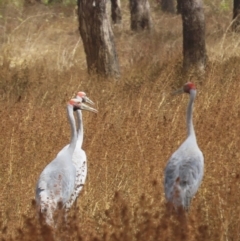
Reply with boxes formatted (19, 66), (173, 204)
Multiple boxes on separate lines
(232, 0), (240, 32)
(77, 0), (120, 78)
(129, 0), (152, 31)
(111, 0), (122, 24)
(182, 0), (207, 72)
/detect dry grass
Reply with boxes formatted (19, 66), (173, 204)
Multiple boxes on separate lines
(1, 0), (240, 240)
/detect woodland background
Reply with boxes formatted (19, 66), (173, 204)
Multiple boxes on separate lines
(1, 0), (240, 240)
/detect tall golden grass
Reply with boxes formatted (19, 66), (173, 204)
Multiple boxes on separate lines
(1, 0), (240, 240)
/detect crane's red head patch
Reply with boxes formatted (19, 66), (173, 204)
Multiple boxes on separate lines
(183, 82), (196, 93)
(77, 92), (86, 98)
(69, 99), (80, 106)
(69, 99), (75, 106)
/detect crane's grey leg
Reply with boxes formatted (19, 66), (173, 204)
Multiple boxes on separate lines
(184, 195), (191, 212)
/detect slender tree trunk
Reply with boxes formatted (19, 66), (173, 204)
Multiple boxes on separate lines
(77, 0), (120, 78)
(129, 0), (152, 31)
(177, 0), (182, 14)
(161, 0), (175, 13)
(111, 0), (122, 24)
(232, 0), (240, 32)
(182, 0), (207, 72)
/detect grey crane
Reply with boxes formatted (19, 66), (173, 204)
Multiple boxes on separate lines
(164, 82), (204, 211)
(35, 98), (97, 226)
(64, 92), (94, 209)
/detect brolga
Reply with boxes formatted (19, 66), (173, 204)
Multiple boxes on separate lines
(35, 98), (97, 226)
(64, 92), (94, 210)
(164, 82), (204, 212)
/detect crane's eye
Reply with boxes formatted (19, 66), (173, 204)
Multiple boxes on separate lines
(183, 85), (190, 93)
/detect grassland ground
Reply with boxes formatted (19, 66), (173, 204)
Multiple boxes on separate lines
(1, 0), (240, 240)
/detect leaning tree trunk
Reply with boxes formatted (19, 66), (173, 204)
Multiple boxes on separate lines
(129, 0), (152, 31)
(161, 0), (175, 13)
(177, 0), (182, 14)
(182, 0), (207, 72)
(232, 0), (240, 32)
(111, 0), (122, 24)
(77, 0), (120, 78)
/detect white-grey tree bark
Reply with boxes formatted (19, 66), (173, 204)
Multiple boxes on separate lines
(182, 0), (207, 72)
(78, 0), (120, 78)
(111, 0), (122, 24)
(129, 0), (152, 31)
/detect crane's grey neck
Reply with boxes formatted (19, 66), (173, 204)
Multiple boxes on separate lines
(67, 104), (78, 154)
(187, 89), (196, 139)
(76, 110), (84, 146)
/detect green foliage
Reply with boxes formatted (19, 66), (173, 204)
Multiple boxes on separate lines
(219, 0), (230, 11)
(0, 0), (76, 7)
(45, 0), (76, 5)
(0, 0), (24, 7)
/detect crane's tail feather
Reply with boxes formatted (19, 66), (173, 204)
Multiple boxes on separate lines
(36, 190), (58, 227)
(172, 177), (182, 208)
(184, 193), (192, 212)
(168, 177), (186, 213)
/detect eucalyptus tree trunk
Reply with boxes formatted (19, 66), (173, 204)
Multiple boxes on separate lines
(77, 0), (120, 78)
(177, 0), (182, 14)
(111, 0), (122, 24)
(129, 0), (152, 31)
(161, 0), (175, 13)
(182, 0), (207, 72)
(232, 0), (240, 32)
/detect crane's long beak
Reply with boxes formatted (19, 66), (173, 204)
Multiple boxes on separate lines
(172, 88), (184, 95)
(80, 103), (98, 113)
(83, 96), (95, 105)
